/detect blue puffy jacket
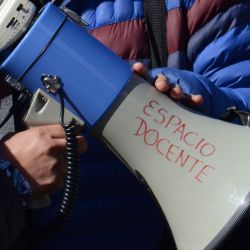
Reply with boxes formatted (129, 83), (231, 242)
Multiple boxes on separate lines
(64, 0), (250, 119)
(43, 1), (250, 250)
(1, 0), (250, 249)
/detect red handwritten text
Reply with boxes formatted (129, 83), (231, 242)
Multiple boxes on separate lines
(134, 100), (216, 183)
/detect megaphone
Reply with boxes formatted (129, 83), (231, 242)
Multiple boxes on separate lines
(1, 2), (250, 249)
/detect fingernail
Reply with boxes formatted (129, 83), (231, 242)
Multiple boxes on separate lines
(174, 79), (180, 87)
(157, 74), (166, 80)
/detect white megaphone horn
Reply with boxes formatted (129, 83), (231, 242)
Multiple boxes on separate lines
(1, 2), (250, 249)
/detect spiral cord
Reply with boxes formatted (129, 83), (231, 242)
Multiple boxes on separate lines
(36, 87), (81, 240)
(38, 121), (80, 239)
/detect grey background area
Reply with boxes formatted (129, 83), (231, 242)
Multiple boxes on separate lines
(0, 95), (14, 139)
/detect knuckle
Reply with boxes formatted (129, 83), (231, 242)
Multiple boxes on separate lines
(32, 127), (46, 138)
(44, 141), (59, 155)
(47, 175), (57, 186)
(44, 174), (64, 192)
(48, 158), (60, 171)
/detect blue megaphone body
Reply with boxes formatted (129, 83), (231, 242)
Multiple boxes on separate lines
(3, 3), (250, 250)
(1, 3), (132, 128)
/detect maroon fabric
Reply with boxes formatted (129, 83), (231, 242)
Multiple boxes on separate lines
(88, 1), (241, 66)
(187, 0), (241, 35)
(167, 8), (188, 54)
(90, 19), (150, 61)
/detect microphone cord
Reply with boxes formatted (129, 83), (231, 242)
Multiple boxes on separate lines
(36, 75), (81, 240)
(0, 73), (81, 239)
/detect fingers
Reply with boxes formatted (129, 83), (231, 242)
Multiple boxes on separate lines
(47, 136), (87, 188)
(2, 124), (88, 197)
(155, 75), (184, 99)
(56, 136), (87, 172)
(54, 136), (87, 154)
(154, 75), (204, 108)
(132, 62), (148, 79)
(55, 136), (87, 182)
(51, 136), (87, 192)
(45, 124), (66, 139)
(181, 94), (204, 107)
(34, 124), (66, 139)
(132, 63), (204, 109)
(155, 74), (170, 92)
(171, 89), (204, 108)
(169, 83), (183, 99)
(33, 125), (87, 154)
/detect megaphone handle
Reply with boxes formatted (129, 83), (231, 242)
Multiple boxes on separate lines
(21, 76), (83, 239)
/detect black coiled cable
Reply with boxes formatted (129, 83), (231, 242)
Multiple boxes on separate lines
(37, 89), (81, 239)
(0, 72), (81, 239)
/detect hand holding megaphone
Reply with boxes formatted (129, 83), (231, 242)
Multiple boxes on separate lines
(133, 62), (204, 109)
(2, 3), (250, 248)
(145, 65), (245, 121)
(0, 124), (87, 208)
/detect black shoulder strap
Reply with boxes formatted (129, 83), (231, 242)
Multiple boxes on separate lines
(143, 0), (168, 68)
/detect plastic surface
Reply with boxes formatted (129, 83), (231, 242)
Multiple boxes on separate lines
(3, 2), (250, 249)
(1, 3), (132, 127)
(102, 77), (250, 250)
(24, 89), (84, 127)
